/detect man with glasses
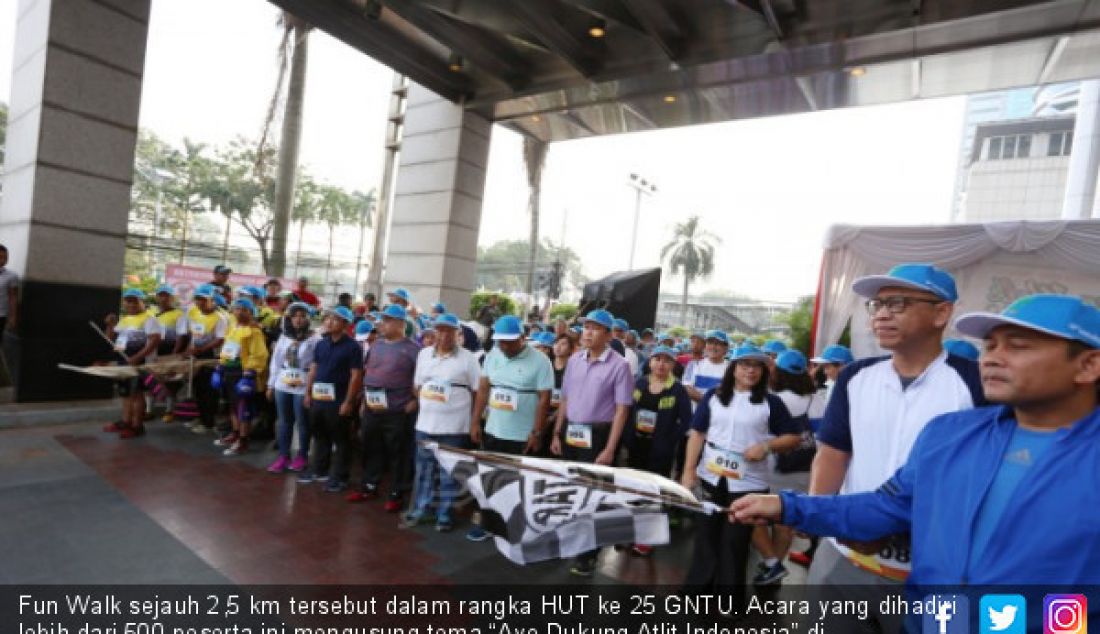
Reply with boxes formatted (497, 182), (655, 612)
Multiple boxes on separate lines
(807, 263), (984, 631)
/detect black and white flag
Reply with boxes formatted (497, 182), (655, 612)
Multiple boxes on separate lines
(428, 443), (713, 565)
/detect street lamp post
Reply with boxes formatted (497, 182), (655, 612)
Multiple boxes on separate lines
(627, 173), (657, 270)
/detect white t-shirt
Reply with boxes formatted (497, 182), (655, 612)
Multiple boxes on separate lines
(414, 345), (482, 435)
(693, 391), (794, 493)
(685, 358), (729, 394)
(268, 334), (320, 396)
(623, 346), (640, 376)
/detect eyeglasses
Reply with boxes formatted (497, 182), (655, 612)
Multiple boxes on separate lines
(865, 296), (943, 315)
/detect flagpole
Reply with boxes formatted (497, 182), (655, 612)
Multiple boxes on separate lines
(423, 441), (723, 515)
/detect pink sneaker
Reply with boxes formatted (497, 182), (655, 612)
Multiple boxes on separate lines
(267, 456), (291, 473)
(288, 456), (308, 472)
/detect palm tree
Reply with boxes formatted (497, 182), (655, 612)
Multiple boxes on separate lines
(661, 215), (721, 325)
(290, 174), (320, 279)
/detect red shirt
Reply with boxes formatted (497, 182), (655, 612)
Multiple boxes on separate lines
(295, 288), (321, 308)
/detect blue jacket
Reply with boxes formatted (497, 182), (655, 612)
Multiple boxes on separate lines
(782, 404), (1100, 588)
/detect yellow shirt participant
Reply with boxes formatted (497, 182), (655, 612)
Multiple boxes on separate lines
(220, 299), (270, 389)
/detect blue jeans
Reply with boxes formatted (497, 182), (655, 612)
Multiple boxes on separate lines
(412, 430), (469, 522)
(274, 390), (309, 459)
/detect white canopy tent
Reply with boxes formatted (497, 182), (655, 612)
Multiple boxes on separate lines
(811, 219), (1100, 359)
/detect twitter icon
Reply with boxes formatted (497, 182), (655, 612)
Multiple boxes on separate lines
(981, 595), (1026, 634)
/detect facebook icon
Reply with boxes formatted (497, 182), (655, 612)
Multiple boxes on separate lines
(923, 595), (971, 634)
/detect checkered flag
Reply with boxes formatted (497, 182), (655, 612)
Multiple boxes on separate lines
(428, 443), (709, 565)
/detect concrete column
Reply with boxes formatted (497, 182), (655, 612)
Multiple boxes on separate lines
(1061, 79), (1100, 219)
(384, 83), (491, 318)
(0, 0), (150, 401)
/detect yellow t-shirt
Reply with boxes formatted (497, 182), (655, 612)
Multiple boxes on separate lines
(220, 323), (269, 378)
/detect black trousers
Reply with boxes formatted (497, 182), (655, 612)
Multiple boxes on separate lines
(683, 480), (767, 604)
(561, 422), (613, 565)
(310, 405), (352, 482)
(361, 410), (413, 498)
(195, 365), (219, 427)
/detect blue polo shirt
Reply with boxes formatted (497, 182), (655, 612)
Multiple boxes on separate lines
(311, 333), (361, 407)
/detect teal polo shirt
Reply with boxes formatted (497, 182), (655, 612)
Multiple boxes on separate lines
(483, 344), (554, 442)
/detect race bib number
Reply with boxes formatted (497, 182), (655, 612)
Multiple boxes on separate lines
(280, 368), (304, 388)
(311, 382), (335, 401)
(635, 409), (657, 434)
(190, 322), (206, 336)
(365, 389), (388, 411)
(114, 335), (129, 352)
(703, 444), (744, 480)
(489, 386), (518, 411)
(842, 543), (912, 582)
(565, 423), (592, 449)
(420, 380), (451, 403)
(221, 341), (241, 361)
(550, 388), (562, 408)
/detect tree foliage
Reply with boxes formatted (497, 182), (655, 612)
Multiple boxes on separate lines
(661, 215), (721, 322)
(548, 302), (579, 321)
(476, 239), (586, 295)
(469, 291), (520, 320)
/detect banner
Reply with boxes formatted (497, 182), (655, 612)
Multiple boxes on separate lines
(163, 264), (295, 305)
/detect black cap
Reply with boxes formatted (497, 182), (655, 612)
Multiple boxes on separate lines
(214, 265), (231, 274)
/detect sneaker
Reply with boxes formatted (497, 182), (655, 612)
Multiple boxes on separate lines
(103, 421), (127, 433)
(324, 480), (348, 493)
(223, 438), (248, 456)
(296, 471), (317, 484)
(788, 551), (813, 567)
(435, 518), (454, 533)
(752, 562), (789, 586)
(288, 456), (308, 472)
(569, 558), (596, 578)
(119, 425), (145, 439)
(399, 512), (426, 529)
(345, 484), (378, 502)
(383, 498), (403, 513)
(755, 561), (769, 574)
(214, 432), (239, 447)
(465, 526), (490, 542)
(161, 413), (174, 424)
(631, 544), (654, 557)
(266, 456), (291, 474)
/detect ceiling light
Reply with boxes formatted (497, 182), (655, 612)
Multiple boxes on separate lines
(531, 115), (541, 122)
(448, 53), (464, 73)
(663, 94), (677, 103)
(849, 66), (866, 77)
(588, 18), (607, 38)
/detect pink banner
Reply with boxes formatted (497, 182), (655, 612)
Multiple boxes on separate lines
(164, 264), (295, 305)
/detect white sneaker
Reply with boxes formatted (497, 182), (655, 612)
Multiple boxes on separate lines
(223, 440), (244, 456)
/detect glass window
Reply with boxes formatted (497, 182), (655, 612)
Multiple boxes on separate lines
(1047, 132), (1063, 157)
(1002, 136), (1017, 159)
(1017, 134), (1031, 158)
(988, 136), (1002, 160)
(1065, 131), (1073, 155)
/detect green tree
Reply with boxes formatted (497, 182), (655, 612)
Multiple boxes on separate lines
(291, 174), (320, 278)
(781, 296), (815, 355)
(205, 138), (278, 273)
(661, 215), (721, 324)
(548, 302), (578, 321)
(469, 291), (519, 320)
(476, 239), (586, 295)
(315, 183), (360, 283)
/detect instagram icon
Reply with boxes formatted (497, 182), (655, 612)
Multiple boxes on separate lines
(1045, 595), (1088, 634)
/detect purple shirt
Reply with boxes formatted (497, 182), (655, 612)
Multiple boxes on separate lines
(561, 347), (634, 423)
(362, 337), (420, 412)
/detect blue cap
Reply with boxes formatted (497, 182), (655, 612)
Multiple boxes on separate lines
(326, 306), (354, 323)
(122, 288), (145, 300)
(852, 263), (958, 302)
(239, 285), (266, 301)
(612, 318), (629, 331)
(705, 329), (730, 345)
(232, 297), (257, 316)
(492, 315), (524, 341)
(943, 338), (980, 361)
(193, 284), (216, 299)
(628, 329), (639, 339)
(811, 344), (854, 365)
(730, 345), (770, 362)
(531, 332), (555, 347)
(584, 309), (615, 330)
(776, 350), (808, 374)
(657, 331), (674, 342)
(954, 294), (1100, 349)
(418, 315), (433, 330)
(214, 294), (228, 308)
(761, 339), (788, 354)
(649, 345), (677, 360)
(570, 325), (583, 334)
(387, 288), (411, 303)
(355, 320), (374, 340)
(432, 302), (446, 314)
(155, 284), (175, 296)
(433, 313), (460, 329)
(641, 328), (654, 336)
(380, 304), (407, 321)
(369, 310), (381, 320)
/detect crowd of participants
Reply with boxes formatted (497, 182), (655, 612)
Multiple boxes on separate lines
(99, 261), (1100, 606)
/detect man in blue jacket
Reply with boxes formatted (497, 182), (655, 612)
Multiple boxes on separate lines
(731, 294), (1100, 594)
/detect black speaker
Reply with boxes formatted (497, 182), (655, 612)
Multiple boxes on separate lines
(579, 268), (661, 331)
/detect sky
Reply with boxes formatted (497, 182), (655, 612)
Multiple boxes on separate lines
(0, 0), (967, 302)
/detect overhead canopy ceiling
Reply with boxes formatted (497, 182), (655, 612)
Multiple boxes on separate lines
(266, 0), (1100, 142)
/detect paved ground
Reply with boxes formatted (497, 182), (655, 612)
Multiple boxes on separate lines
(0, 415), (810, 587)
